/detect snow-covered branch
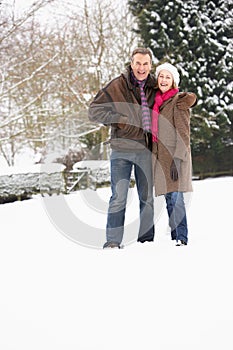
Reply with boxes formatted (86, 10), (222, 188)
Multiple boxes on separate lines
(0, 53), (58, 98)
(0, 0), (57, 44)
(0, 89), (49, 129)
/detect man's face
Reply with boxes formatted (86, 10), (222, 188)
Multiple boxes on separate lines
(131, 53), (152, 81)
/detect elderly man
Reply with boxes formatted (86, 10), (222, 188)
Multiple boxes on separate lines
(89, 48), (156, 248)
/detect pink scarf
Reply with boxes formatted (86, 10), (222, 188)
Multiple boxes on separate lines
(152, 88), (179, 142)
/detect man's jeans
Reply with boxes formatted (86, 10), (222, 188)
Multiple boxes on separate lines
(106, 150), (154, 245)
(165, 192), (188, 243)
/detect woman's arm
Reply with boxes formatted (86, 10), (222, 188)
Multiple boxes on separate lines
(173, 103), (191, 161)
(176, 92), (197, 110)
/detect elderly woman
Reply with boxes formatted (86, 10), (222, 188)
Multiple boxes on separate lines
(152, 62), (196, 246)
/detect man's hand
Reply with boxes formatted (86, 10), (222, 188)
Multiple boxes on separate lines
(170, 158), (181, 181)
(117, 115), (128, 129)
(117, 123), (126, 129)
(177, 92), (197, 110)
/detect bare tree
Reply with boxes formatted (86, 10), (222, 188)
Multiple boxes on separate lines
(0, 0), (57, 45)
(79, 0), (138, 90)
(0, 0), (139, 166)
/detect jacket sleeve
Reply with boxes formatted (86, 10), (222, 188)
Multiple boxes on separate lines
(88, 88), (127, 126)
(173, 103), (191, 161)
(176, 92), (197, 110)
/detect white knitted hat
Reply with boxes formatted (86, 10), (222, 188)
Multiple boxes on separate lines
(155, 62), (180, 86)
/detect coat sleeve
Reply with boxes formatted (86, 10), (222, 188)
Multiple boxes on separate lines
(177, 92), (197, 110)
(173, 101), (191, 161)
(88, 87), (127, 126)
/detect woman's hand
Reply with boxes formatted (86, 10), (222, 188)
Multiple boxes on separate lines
(170, 158), (181, 181)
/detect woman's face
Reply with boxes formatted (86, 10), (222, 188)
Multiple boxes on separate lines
(157, 69), (173, 93)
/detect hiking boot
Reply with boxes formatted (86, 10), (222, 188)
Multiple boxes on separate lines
(137, 237), (154, 243)
(103, 241), (122, 249)
(176, 240), (187, 246)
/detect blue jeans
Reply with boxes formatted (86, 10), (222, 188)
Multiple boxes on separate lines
(106, 150), (154, 245)
(165, 192), (188, 243)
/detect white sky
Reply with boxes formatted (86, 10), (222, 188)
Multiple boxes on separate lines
(13, 0), (122, 12)
(14, 0), (84, 10)
(11, 0), (124, 26)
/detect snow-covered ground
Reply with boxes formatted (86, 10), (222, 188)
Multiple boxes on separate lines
(0, 177), (232, 350)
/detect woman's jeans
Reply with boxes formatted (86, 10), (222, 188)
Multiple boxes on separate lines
(106, 150), (154, 245)
(165, 191), (188, 243)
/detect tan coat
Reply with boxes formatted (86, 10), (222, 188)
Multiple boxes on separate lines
(152, 92), (195, 196)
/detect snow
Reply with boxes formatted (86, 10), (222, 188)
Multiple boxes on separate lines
(0, 176), (233, 349)
(73, 160), (109, 171)
(0, 163), (67, 199)
(0, 163), (66, 176)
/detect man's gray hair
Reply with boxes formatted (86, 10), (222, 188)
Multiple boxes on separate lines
(131, 47), (153, 62)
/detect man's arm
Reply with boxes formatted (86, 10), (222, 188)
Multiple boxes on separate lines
(88, 89), (127, 126)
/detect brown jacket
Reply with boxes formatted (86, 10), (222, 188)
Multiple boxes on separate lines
(152, 92), (196, 196)
(88, 67), (157, 150)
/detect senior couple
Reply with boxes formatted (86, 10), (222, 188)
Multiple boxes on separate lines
(88, 47), (196, 249)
